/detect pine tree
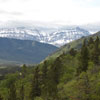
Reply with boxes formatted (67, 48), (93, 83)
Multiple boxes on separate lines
(20, 84), (24, 100)
(47, 57), (63, 100)
(88, 37), (94, 46)
(41, 61), (48, 84)
(77, 39), (89, 75)
(69, 48), (77, 56)
(41, 61), (48, 100)
(92, 36), (100, 65)
(51, 57), (63, 84)
(30, 67), (41, 100)
(8, 82), (17, 100)
(80, 39), (89, 71)
(76, 73), (91, 100)
(21, 64), (27, 78)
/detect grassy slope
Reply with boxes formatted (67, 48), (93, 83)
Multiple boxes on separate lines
(46, 31), (100, 60)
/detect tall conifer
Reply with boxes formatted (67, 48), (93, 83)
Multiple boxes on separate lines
(47, 57), (63, 100)
(8, 83), (17, 100)
(77, 39), (89, 74)
(30, 67), (41, 100)
(92, 36), (100, 64)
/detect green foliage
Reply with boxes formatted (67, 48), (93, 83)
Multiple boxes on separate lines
(77, 39), (89, 75)
(1, 35), (100, 100)
(21, 64), (27, 78)
(41, 61), (48, 100)
(30, 67), (41, 100)
(88, 37), (94, 46)
(8, 82), (17, 100)
(19, 84), (24, 100)
(91, 36), (100, 64)
(34, 97), (43, 100)
(69, 48), (77, 56)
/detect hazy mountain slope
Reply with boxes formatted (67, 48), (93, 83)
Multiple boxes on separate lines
(0, 38), (57, 64)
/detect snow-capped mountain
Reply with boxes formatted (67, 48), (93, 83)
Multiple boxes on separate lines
(0, 26), (90, 47)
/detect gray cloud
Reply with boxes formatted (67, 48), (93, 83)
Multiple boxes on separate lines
(0, 10), (23, 16)
(9, 12), (23, 16)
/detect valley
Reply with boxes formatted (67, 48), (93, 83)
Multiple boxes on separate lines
(0, 31), (100, 100)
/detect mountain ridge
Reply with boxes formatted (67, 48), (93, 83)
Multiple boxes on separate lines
(0, 26), (90, 47)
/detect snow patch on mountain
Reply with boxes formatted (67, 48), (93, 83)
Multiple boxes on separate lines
(0, 26), (90, 47)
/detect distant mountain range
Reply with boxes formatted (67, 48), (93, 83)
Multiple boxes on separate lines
(0, 38), (57, 65)
(0, 21), (99, 65)
(0, 26), (90, 47)
(80, 22), (100, 34)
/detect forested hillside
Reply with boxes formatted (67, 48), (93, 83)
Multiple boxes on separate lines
(0, 38), (57, 64)
(0, 36), (100, 100)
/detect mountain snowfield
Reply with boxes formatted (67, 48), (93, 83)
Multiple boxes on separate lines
(0, 26), (90, 47)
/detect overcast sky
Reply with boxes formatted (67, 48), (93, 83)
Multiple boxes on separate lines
(0, 0), (100, 25)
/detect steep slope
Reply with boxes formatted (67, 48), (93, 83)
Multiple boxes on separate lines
(0, 27), (90, 47)
(0, 38), (57, 64)
(47, 31), (100, 59)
